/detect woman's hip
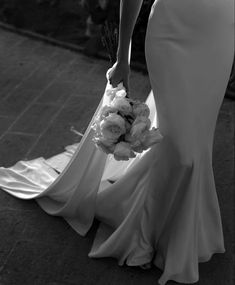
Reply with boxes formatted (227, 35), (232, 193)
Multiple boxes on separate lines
(146, 0), (234, 40)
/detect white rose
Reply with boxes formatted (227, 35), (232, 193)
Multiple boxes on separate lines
(131, 140), (144, 153)
(141, 128), (163, 149)
(105, 77), (126, 100)
(99, 106), (117, 119)
(94, 137), (116, 154)
(111, 97), (132, 115)
(100, 113), (126, 140)
(125, 133), (134, 143)
(96, 141), (115, 154)
(113, 142), (136, 161)
(125, 120), (132, 132)
(133, 102), (150, 118)
(100, 136), (117, 147)
(105, 88), (116, 101)
(116, 89), (127, 98)
(130, 116), (151, 138)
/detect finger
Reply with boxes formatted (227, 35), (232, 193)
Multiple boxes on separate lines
(123, 78), (129, 93)
(106, 67), (114, 80)
(109, 79), (118, 88)
(111, 78), (123, 88)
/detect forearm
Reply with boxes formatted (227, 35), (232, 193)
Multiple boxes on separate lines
(117, 0), (143, 63)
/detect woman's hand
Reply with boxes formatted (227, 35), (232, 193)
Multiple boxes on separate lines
(107, 61), (130, 93)
(106, 0), (143, 94)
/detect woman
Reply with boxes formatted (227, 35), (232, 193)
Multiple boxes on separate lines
(0, 0), (234, 284)
(92, 0), (234, 283)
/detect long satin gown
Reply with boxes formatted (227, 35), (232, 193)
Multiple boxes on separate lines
(0, 0), (234, 284)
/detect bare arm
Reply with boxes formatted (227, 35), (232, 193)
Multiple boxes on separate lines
(108, 0), (144, 91)
(117, 0), (144, 63)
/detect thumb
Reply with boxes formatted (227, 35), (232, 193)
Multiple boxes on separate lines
(106, 67), (113, 81)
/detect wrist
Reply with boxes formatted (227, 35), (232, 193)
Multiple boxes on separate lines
(115, 60), (130, 72)
(117, 42), (132, 64)
(116, 58), (129, 66)
(117, 50), (129, 64)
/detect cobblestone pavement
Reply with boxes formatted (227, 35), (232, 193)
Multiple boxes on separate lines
(0, 28), (234, 285)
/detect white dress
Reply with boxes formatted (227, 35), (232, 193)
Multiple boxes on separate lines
(0, 0), (234, 284)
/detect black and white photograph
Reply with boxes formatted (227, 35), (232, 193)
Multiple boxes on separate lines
(0, 0), (234, 284)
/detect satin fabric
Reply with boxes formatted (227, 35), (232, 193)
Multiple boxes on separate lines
(0, 0), (234, 284)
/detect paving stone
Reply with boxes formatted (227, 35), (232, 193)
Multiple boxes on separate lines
(44, 282), (80, 285)
(27, 119), (80, 160)
(0, 208), (26, 267)
(0, 239), (93, 285)
(0, 116), (14, 134)
(0, 238), (160, 285)
(16, 68), (57, 92)
(30, 41), (58, 61)
(47, 49), (77, 73)
(0, 190), (38, 212)
(0, 63), (42, 99)
(0, 29), (24, 48)
(213, 99), (234, 256)
(57, 95), (100, 126)
(0, 34), (25, 70)
(82, 60), (111, 83)
(199, 252), (234, 285)
(0, 133), (37, 167)
(0, 89), (40, 117)
(55, 57), (113, 95)
(10, 103), (58, 135)
(0, 39), (48, 82)
(8, 38), (42, 61)
(20, 211), (96, 254)
(73, 83), (106, 98)
(0, 198), (41, 267)
(26, 94), (105, 160)
(16, 51), (75, 92)
(0, 38), (42, 75)
(57, 55), (100, 83)
(212, 100), (234, 285)
(36, 80), (75, 105)
(0, 44), (51, 78)
(0, 73), (28, 100)
(213, 100), (234, 186)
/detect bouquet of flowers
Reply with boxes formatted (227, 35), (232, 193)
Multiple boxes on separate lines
(92, 83), (163, 161)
